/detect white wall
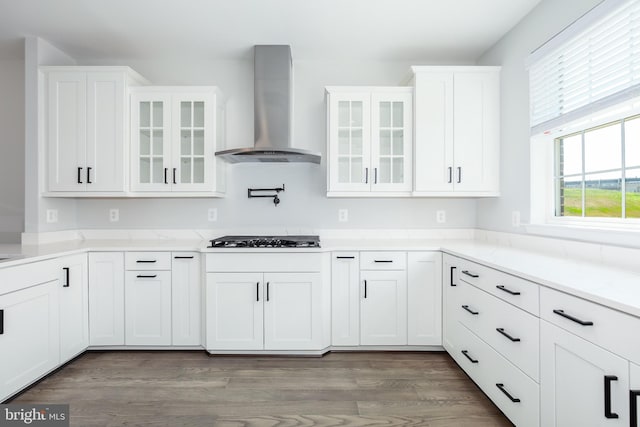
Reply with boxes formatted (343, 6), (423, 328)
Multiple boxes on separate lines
(475, 0), (601, 233)
(68, 57), (477, 231)
(0, 57), (24, 242)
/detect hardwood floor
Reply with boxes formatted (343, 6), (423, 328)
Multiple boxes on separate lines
(11, 351), (513, 426)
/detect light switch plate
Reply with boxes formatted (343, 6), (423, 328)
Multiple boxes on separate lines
(46, 209), (58, 223)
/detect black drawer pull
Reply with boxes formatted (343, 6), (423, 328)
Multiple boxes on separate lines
(462, 305), (479, 315)
(604, 375), (619, 419)
(450, 266), (457, 287)
(461, 270), (479, 278)
(461, 350), (478, 364)
(496, 328), (521, 342)
(496, 285), (520, 295)
(136, 275), (157, 278)
(0, 309), (4, 335)
(553, 309), (593, 326)
(336, 256), (355, 259)
(256, 282), (260, 302)
(364, 280), (367, 299)
(496, 383), (521, 403)
(87, 167), (92, 184)
(174, 256), (194, 259)
(374, 260), (393, 263)
(77, 167), (83, 184)
(631, 390), (640, 427)
(63, 267), (70, 288)
(136, 260), (157, 263)
(266, 282), (270, 302)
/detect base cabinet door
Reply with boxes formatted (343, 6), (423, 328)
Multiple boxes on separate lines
(206, 273), (264, 350)
(407, 252), (442, 345)
(171, 253), (201, 346)
(631, 363), (640, 427)
(360, 270), (407, 345)
(0, 280), (60, 402)
(58, 254), (89, 362)
(331, 253), (360, 346)
(125, 271), (172, 345)
(541, 320), (629, 427)
(264, 272), (322, 350)
(88, 252), (125, 346)
(442, 254), (459, 352)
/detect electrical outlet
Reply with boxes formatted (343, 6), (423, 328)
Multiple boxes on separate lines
(109, 209), (119, 222)
(512, 210), (521, 227)
(338, 209), (349, 222)
(436, 210), (446, 224)
(208, 208), (218, 222)
(46, 209), (58, 223)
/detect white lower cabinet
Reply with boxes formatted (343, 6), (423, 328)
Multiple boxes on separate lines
(407, 252), (442, 345)
(631, 363), (640, 427)
(88, 252), (125, 345)
(58, 254), (89, 362)
(0, 280), (60, 402)
(124, 271), (172, 345)
(541, 320), (629, 426)
(331, 253), (360, 346)
(206, 271), (322, 351)
(360, 270), (407, 345)
(171, 253), (201, 346)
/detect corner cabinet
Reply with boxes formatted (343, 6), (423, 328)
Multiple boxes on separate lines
(411, 66), (500, 196)
(326, 87), (413, 196)
(44, 67), (147, 193)
(130, 87), (226, 195)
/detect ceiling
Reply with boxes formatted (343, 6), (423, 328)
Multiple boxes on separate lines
(0, 0), (541, 61)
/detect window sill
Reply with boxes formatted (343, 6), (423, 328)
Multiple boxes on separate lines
(525, 222), (640, 249)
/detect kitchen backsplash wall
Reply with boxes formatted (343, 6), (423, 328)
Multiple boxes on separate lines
(65, 57), (478, 231)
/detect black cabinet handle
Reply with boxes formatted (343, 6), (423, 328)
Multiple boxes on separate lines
(496, 285), (520, 295)
(450, 266), (457, 286)
(461, 350), (478, 364)
(136, 260), (157, 263)
(136, 274), (157, 278)
(364, 280), (367, 299)
(461, 270), (479, 278)
(266, 282), (270, 302)
(87, 167), (92, 184)
(462, 305), (479, 315)
(0, 309), (4, 335)
(496, 328), (521, 342)
(364, 167), (369, 184)
(457, 166), (462, 183)
(496, 383), (520, 403)
(631, 390), (640, 427)
(164, 168), (168, 184)
(553, 309), (594, 326)
(336, 256), (355, 259)
(374, 260), (393, 263)
(374, 167), (378, 184)
(604, 375), (619, 419)
(63, 267), (70, 288)
(173, 168), (177, 184)
(256, 282), (260, 302)
(77, 167), (83, 184)
(173, 256), (194, 259)
(448, 166), (453, 183)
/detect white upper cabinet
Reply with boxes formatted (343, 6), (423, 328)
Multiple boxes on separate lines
(411, 66), (500, 196)
(130, 87), (225, 194)
(45, 67), (147, 193)
(327, 87), (413, 196)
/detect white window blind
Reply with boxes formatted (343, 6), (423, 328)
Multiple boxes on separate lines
(529, 0), (640, 135)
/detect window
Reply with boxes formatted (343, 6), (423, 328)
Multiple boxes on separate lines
(554, 115), (640, 219)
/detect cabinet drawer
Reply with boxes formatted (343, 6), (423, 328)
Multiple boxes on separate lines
(360, 252), (406, 270)
(541, 286), (640, 365)
(452, 322), (539, 427)
(453, 278), (540, 380)
(206, 253), (322, 272)
(125, 252), (171, 271)
(456, 257), (539, 316)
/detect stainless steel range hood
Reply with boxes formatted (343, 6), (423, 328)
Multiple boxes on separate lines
(216, 45), (321, 164)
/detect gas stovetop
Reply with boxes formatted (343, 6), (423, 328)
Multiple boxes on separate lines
(207, 235), (320, 248)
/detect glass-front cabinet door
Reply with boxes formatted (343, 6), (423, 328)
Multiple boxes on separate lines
(131, 94), (171, 191)
(328, 92), (371, 192)
(371, 92), (413, 192)
(172, 94), (214, 191)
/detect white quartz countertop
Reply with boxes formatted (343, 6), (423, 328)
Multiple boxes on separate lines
(2, 236), (640, 319)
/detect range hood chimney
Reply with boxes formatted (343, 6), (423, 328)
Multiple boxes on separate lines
(216, 45), (321, 164)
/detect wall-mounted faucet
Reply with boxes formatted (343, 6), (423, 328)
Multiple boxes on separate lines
(247, 184), (285, 207)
